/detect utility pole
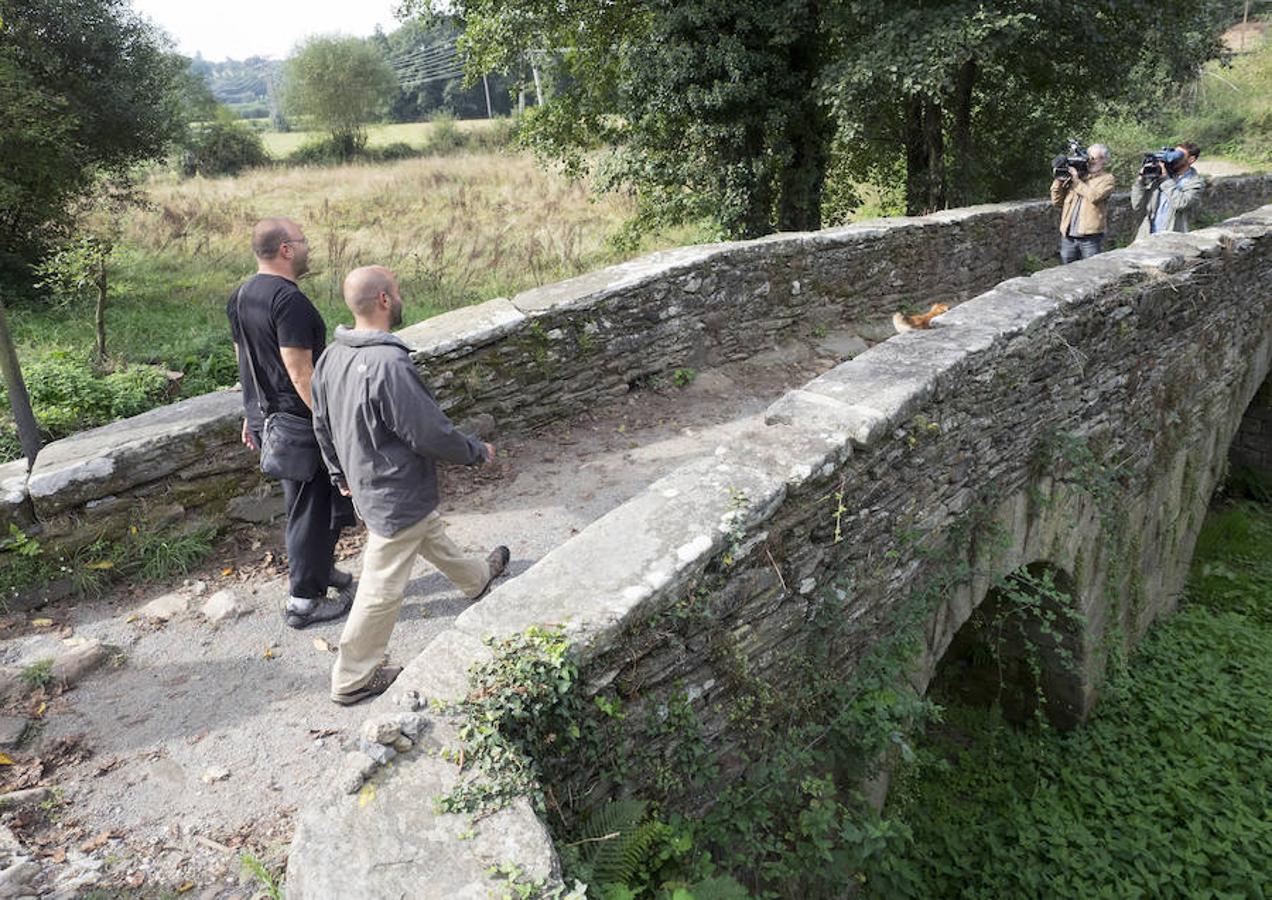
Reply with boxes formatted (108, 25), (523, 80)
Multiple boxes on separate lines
(0, 292), (42, 466)
(482, 74), (493, 118)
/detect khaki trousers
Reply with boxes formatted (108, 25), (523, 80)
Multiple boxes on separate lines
(331, 511), (489, 700)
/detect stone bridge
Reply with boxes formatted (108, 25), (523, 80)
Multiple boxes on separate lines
(281, 189), (1272, 896)
(2, 179), (1270, 896)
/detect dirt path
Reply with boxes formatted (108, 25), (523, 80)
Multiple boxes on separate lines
(0, 333), (861, 898)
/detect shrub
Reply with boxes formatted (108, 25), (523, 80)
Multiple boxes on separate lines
(102, 365), (169, 418)
(181, 121), (270, 177)
(286, 136), (349, 167)
(373, 141), (419, 162)
(426, 114), (465, 155)
(0, 352), (171, 460)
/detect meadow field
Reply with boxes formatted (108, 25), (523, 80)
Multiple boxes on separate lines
(257, 118), (496, 158)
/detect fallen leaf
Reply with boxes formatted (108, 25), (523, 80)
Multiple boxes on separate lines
(0, 753), (13, 765)
(30, 618), (53, 627)
(33, 702), (46, 718)
(262, 647), (275, 660)
(177, 882), (195, 894)
(80, 830), (113, 852)
(129, 525), (138, 535)
(358, 783), (376, 807)
(85, 560), (114, 570)
(221, 567), (234, 577)
(312, 637), (332, 653)
(124, 612), (139, 623)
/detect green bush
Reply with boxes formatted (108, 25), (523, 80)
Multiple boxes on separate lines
(170, 339), (238, 397)
(286, 136), (349, 166)
(0, 352), (171, 460)
(425, 114), (465, 155)
(371, 141), (419, 162)
(181, 120), (270, 177)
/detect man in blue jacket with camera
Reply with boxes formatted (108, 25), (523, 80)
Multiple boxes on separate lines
(1131, 141), (1205, 239)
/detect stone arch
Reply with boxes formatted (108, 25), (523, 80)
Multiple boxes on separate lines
(926, 561), (1088, 730)
(1227, 373), (1272, 500)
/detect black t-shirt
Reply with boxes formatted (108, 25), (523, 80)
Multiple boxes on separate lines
(226, 274), (326, 433)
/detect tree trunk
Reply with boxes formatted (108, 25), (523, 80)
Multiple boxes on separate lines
(949, 60), (976, 207)
(777, 6), (831, 232)
(904, 95), (946, 215)
(0, 292), (42, 466)
(924, 97), (945, 211)
(95, 254), (107, 365)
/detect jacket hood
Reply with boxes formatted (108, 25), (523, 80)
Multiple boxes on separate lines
(333, 325), (413, 352)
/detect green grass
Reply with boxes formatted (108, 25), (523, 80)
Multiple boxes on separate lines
(876, 499), (1272, 897)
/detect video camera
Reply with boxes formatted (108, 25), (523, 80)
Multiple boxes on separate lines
(1140, 147), (1185, 180)
(1051, 138), (1089, 180)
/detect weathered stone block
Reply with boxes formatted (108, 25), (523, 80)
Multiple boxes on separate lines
(27, 391), (245, 517)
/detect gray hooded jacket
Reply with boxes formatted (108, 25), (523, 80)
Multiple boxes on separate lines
(311, 326), (488, 537)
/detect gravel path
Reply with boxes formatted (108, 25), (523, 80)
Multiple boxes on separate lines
(0, 335), (854, 897)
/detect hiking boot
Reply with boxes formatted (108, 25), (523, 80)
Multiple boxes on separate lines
(333, 665), (403, 706)
(473, 545), (511, 600)
(283, 593), (352, 630)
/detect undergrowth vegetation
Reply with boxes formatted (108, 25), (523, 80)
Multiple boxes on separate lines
(882, 499), (1272, 897)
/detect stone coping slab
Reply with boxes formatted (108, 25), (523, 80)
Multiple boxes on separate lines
(0, 459), (30, 528)
(27, 391), (245, 517)
(399, 297), (527, 361)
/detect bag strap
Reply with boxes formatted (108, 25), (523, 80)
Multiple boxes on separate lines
(234, 288), (272, 421)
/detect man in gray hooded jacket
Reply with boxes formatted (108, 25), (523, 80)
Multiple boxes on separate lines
(312, 265), (510, 705)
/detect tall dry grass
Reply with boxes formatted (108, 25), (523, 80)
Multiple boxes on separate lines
(130, 152), (670, 315)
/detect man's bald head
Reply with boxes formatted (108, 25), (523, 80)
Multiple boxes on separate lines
(252, 217), (299, 260)
(343, 266), (398, 316)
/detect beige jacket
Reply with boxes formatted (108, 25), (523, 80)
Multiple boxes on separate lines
(1050, 171), (1115, 236)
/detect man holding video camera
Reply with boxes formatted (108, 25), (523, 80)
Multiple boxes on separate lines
(1050, 143), (1114, 264)
(1131, 142), (1205, 239)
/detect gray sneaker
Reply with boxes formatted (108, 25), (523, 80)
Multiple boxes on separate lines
(283, 593), (352, 630)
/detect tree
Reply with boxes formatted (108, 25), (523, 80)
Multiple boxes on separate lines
(824, 0), (1231, 215)
(409, 0), (1232, 232)
(283, 36), (398, 158)
(409, 0), (832, 238)
(0, 0), (187, 278)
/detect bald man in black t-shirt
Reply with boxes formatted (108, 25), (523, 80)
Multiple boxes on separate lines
(228, 217), (356, 628)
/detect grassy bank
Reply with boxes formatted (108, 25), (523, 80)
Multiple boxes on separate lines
(1, 151), (704, 459)
(878, 499), (1272, 897)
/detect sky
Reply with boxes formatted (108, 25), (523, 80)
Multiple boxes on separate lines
(129, 0), (405, 61)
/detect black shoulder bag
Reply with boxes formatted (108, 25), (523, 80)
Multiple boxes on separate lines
(236, 292), (322, 482)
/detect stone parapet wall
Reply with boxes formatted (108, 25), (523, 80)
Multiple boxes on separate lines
(3, 174), (1270, 583)
(288, 204), (1272, 896)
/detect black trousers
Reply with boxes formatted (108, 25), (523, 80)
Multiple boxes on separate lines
(281, 474), (356, 600)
